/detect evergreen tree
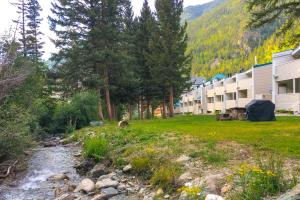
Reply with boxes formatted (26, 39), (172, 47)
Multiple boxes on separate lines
(12, 0), (28, 57)
(154, 0), (191, 117)
(136, 0), (160, 119)
(26, 0), (43, 61)
(50, 0), (135, 120)
(247, 0), (300, 32)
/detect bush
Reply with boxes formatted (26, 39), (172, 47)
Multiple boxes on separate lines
(83, 137), (109, 161)
(150, 165), (182, 192)
(131, 156), (152, 177)
(0, 104), (33, 160)
(52, 91), (98, 134)
(229, 155), (297, 200)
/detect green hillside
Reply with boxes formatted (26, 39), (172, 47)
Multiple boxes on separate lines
(181, 0), (225, 22)
(187, 0), (300, 78)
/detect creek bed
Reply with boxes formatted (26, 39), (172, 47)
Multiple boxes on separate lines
(0, 145), (81, 200)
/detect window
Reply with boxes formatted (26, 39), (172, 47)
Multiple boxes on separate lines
(278, 79), (293, 94)
(238, 90), (248, 98)
(296, 78), (300, 93)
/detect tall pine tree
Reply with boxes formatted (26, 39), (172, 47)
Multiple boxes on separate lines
(154, 0), (191, 117)
(26, 0), (43, 61)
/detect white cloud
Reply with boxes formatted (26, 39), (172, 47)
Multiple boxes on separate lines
(0, 0), (212, 60)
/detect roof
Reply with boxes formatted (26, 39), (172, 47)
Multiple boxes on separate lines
(212, 74), (226, 80)
(190, 77), (206, 86)
(253, 62), (272, 68)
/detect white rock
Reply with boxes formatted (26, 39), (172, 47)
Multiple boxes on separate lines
(98, 172), (117, 181)
(74, 178), (95, 193)
(164, 194), (170, 199)
(122, 164), (132, 172)
(90, 194), (106, 200)
(205, 194), (224, 200)
(176, 155), (191, 163)
(95, 178), (119, 189)
(179, 172), (193, 182)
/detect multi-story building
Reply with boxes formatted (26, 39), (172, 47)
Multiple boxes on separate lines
(272, 46), (300, 114)
(177, 45), (300, 115)
(178, 77), (206, 115)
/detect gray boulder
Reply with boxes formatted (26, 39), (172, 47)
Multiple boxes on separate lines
(101, 187), (119, 198)
(95, 178), (119, 189)
(90, 163), (108, 178)
(277, 184), (300, 200)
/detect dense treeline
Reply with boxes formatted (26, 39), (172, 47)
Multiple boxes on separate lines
(186, 0), (300, 78)
(49, 0), (190, 120)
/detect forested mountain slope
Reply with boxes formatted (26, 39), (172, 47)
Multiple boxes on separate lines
(186, 0), (300, 78)
(181, 0), (225, 22)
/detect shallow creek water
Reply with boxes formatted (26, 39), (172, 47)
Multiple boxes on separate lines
(0, 145), (81, 200)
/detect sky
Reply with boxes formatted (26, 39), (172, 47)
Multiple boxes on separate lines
(0, 0), (212, 60)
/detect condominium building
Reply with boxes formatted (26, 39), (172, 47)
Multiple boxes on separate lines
(272, 46), (300, 113)
(178, 77), (206, 114)
(203, 63), (272, 113)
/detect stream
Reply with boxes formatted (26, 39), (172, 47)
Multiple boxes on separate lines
(0, 145), (81, 200)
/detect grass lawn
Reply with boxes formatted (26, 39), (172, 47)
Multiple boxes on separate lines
(130, 115), (300, 158)
(72, 115), (300, 199)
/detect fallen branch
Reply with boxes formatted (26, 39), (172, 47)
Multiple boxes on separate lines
(0, 160), (18, 178)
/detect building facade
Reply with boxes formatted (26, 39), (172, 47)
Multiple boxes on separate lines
(272, 47), (300, 114)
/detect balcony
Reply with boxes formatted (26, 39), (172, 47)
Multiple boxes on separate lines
(226, 100), (236, 109)
(237, 98), (251, 108)
(215, 102), (223, 111)
(225, 83), (236, 93)
(238, 78), (252, 90)
(207, 103), (214, 112)
(276, 94), (300, 112)
(207, 89), (215, 98)
(215, 86), (225, 95)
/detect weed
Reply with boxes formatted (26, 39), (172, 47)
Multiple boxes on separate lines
(229, 155), (297, 200)
(178, 186), (204, 200)
(115, 157), (127, 168)
(150, 165), (182, 192)
(131, 156), (152, 178)
(83, 137), (109, 161)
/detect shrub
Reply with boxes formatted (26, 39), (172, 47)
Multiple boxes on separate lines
(150, 165), (182, 192)
(52, 91), (98, 134)
(229, 155), (297, 200)
(131, 156), (152, 177)
(0, 104), (33, 160)
(83, 137), (109, 161)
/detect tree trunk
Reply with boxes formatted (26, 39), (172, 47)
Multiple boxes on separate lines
(128, 104), (133, 120)
(137, 101), (140, 119)
(97, 88), (104, 121)
(103, 68), (113, 120)
(146, 98), (151, 119)
(162, 97), (166, 119)
(22, 0), (26, 57)
(169, 86), (174, 117)
(151, 105), (155, 118)
(140, 98), (144, 120)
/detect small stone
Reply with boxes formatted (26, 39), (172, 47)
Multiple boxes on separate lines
(122, 164), (132, 173)
(221, 184), (232, 195)
(48, 173), (69, 182)
(101, 187), (119, 198)
(90, 194), (106, 200)
(95, 178), (119, 189)
(179, 191), (188, 200)
(156, 188), (164, 196)
(54, 193), (76, 200)
(164, 194), (170, 199)
(90, 164), (108, 178)
(118, 120), (129, 128)
(176, 155), (191, 163)
(74, 178), (95, 193)
(205, 194), (224, 200)
(98, 172), (117, 181)
(204, 174), (224, 194)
